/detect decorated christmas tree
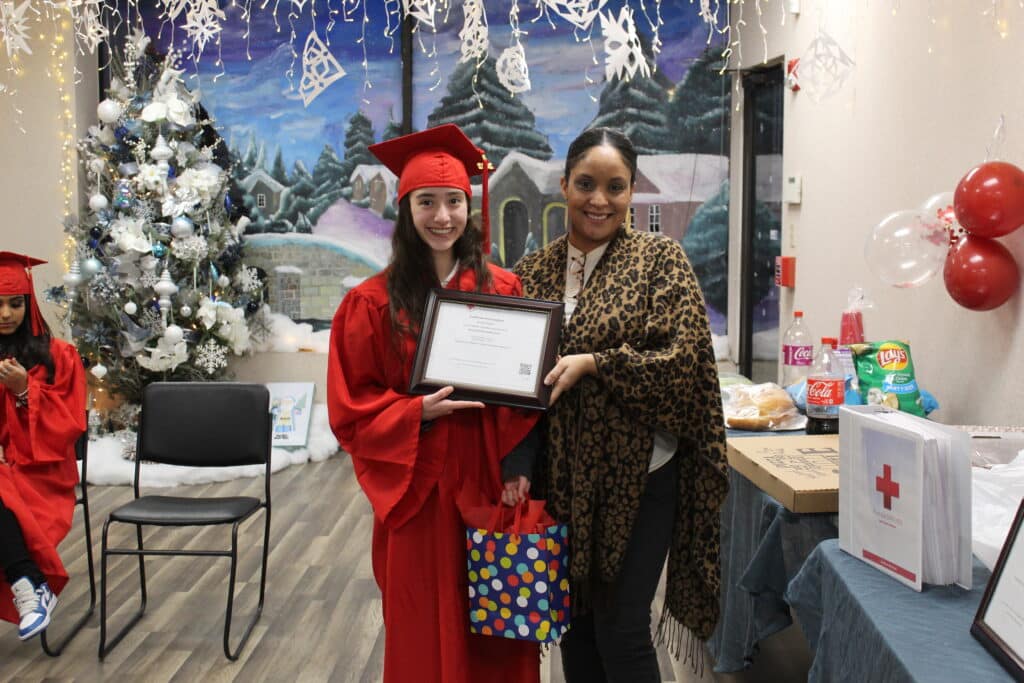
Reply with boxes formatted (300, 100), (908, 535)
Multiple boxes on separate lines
(59, 32), (266, 409)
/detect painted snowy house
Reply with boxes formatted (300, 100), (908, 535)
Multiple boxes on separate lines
(630, 154), (730, 241)
(350, 164), (398, 216)
(240, 169), (286, 216)
(483, 151), (566, 267)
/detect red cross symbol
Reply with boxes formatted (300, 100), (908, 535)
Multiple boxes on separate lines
(875, 464), (900, 510)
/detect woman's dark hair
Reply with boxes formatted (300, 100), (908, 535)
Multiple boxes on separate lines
(386, 194), (492, 342)
(0, 294), (55, 383)
(564, 126), (638, 185)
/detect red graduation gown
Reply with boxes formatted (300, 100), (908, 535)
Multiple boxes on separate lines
(0, 338), (86, 624)
(328, 264), (541, 683)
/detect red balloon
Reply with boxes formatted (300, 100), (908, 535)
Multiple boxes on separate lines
(953, 161), (1024, 238)
(943, 235), (1020, 310)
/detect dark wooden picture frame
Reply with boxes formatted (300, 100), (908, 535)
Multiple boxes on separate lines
(409, 289), (563, 410)
(972, 498), (1024, 681)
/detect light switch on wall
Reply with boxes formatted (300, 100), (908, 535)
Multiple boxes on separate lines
(783, 174), (802, 204)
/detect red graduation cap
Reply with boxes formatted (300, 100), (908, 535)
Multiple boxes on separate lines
(0, 251), (47, 336)
(369, 123), (493, 253)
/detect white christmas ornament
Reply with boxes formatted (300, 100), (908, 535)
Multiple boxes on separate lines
(88, 158), (106, 175)
(90, 363), (108, 380)
(171, 215), (195, 238)
(539, 0), (608, 31)
(179, 304), (192, 318)
(0, 0), (32, 59)
(150, 134), (173, 165)
(403, 0), (438, 29)
(89, 194), (109, 212)
(798, 31), (855, 103)
(458, 0), (488, 64)
(96, 99), (122, 124)
(496, 44), (531, 94)
(62, 261), (83, 292)
(299, 32), (347, 108)
(81, 257), (103, 278)
(217, 274), (231, 288)
(600, 6), (650, 82)
(153, 269), (179, 314)
(163, 324), (184, 345)
(123, 301), (138, 315)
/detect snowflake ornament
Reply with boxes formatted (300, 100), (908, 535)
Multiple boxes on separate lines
(458, 0), (488, 65)
(538, 0), (608, 32)
(299, 32), (346, 107)
(600, 6), (650, 82)
(0, 0), (32, 58)
(181, 0), (225, 56)
(798, 31), (855, 103)
(496, 44), (531, 94)
(74, 0), (109, 55)
(195, 339), (228, 375)
(403, 0), (437, 29)
(161, 0), (190, 21)
(235, 265), (262, 294)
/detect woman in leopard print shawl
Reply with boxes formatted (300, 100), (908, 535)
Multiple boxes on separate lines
(513, 128), (728, 681)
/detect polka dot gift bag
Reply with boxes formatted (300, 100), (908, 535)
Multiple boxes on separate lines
(464, 498), (570, 643)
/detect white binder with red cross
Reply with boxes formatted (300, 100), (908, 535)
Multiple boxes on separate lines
(839, 405), (972, 591)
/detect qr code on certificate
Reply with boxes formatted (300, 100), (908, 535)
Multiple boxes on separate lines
(519, 363), (532, 376)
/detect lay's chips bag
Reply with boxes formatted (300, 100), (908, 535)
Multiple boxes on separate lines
(849, 340), (926, 417)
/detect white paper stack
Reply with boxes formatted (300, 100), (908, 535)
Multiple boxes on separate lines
(839, 405), (972, 591)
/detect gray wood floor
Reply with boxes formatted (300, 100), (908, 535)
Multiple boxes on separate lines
(0, 455), (809, 682)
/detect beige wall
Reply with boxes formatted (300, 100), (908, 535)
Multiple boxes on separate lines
(1, 24), (97, 337)
(729, 1), (1024, 425)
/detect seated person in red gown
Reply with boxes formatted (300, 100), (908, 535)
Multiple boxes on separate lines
(327, 125), (540, 683)
(0, 252), (86, 640)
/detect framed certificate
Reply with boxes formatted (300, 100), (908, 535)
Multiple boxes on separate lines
(972, 498), (1024, 681)
(409, 289), (564, 410)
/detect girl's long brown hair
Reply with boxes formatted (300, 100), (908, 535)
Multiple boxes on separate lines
(386, 194), (492, 343)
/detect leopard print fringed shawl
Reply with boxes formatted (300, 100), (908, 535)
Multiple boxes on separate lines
(514, 227), (729, 643)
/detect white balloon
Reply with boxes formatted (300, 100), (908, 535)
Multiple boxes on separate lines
(864, 210), (949, 288)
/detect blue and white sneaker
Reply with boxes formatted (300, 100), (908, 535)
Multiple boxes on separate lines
(11, 577), (57, 641)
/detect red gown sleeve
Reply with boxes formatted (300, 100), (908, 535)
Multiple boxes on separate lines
(2, 339), (86, 465)
(327, 288), (428, 528)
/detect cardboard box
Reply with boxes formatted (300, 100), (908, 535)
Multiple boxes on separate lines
(726, 434), (840, 513)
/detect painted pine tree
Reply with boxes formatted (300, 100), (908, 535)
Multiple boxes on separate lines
(666, 47), (731, 155)
(338, 111), (377, 198)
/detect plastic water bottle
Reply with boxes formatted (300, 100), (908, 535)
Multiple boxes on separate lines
(781, 310), (814, 388)
(806, 337), (843, 435)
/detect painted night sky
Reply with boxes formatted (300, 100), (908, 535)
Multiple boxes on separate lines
(135, 0), (719, 172)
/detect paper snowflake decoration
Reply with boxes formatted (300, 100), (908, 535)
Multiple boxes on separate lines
(181, 0), (225, 55)
(458, 0), (488, 64)
(195, 339), (229, 375)
(74, 0), (109, 55)
(161, 0), (190, 21)
(600, 7), (649, 82)
(798, 31), (855, 103)
(538, 0), (608, 32)
(0, 1), (32, 59)
(403, 0), (437, 29)
(170, 235), (209, 263)
(496, 44), (531, 94)
(299, 32), (346, 107)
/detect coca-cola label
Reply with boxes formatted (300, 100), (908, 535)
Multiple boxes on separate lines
(783, 344), (813, 366)
(876, 343), (909, 371)
(806, 378), (844, 406)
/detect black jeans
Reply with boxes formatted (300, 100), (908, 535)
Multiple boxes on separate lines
(0, 496), (43, 586)
(560, 455), (679, 683)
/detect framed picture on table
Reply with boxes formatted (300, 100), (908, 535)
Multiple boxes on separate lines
(972, 498), (1024, 681)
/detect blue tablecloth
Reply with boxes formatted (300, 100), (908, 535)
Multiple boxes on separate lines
(786, 539), (1014, 683)
(707, 468), (838, 672)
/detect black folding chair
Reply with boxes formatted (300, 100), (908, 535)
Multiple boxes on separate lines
(40, 425), (95, 656)
(98, 382), (272, 661)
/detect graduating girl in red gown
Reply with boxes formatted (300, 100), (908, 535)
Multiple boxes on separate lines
(327, 125), (540, 683)
(0, 252), (86, 640)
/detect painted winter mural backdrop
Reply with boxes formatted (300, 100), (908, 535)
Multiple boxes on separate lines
(130, 1), (747, 338)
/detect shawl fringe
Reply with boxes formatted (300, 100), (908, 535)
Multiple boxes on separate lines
(654, 607), (706, 677)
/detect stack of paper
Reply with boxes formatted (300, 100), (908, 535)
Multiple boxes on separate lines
(839, 405), (972, 591)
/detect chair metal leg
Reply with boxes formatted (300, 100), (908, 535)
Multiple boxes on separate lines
(41, 492), (97, 657)
(222, 508), (270, 660)
(98, 521), (148, 659)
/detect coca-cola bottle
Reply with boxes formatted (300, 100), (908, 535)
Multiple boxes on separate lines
(806, 337), (843, 435)
(781, 310), (814, 388)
